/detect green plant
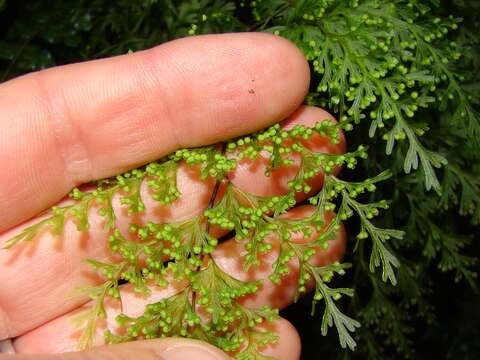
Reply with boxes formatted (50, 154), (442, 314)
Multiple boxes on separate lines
(1, 0), (478, 359)
(6, 118), (395, 356)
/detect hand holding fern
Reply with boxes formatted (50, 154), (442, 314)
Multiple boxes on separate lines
(0, 33), (346, 359)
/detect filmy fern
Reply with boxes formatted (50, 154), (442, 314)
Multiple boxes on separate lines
(1, 0), (479, 358)
(5, 119), (400, 357)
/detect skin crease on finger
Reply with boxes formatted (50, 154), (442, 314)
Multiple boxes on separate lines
(0, 32), (310, 233)
(1, 106), (346, 358)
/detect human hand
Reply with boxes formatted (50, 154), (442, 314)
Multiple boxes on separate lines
(0, 33), (346, 359)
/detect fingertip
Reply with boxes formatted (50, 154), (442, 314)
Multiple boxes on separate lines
(143, 32), (311, 148)
(278, 207), (346, 266)
(282, 105), (346, 155)
(256, 32), (311, 113)
(258, 318), (301, 360)
(214, 205), (346, 310)
(229, 105), (346, 197)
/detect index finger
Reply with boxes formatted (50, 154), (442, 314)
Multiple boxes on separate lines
(0, 33), (310, 232)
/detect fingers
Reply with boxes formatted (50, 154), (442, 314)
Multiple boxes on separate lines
(0, 32), (310, 232)
(12, 205), (338, 357)
(214, 206), (346, 310)
(229, 105), (346, 197)
(0, 106), (344, 338)
(14, 305), (300, 360)
(7, 338), (231, 360)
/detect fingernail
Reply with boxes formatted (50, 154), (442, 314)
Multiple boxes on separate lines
(159, 345), (229, 360)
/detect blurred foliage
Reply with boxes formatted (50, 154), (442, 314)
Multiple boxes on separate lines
(1, 0), (479, 359)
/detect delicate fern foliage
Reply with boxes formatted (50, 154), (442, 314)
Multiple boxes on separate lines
(2, 0), (479, 358)
(5, 118), (398, 356)
(250, 0), (478, 191)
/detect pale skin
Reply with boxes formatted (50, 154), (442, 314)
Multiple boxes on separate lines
(0, 33), (347, 359)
